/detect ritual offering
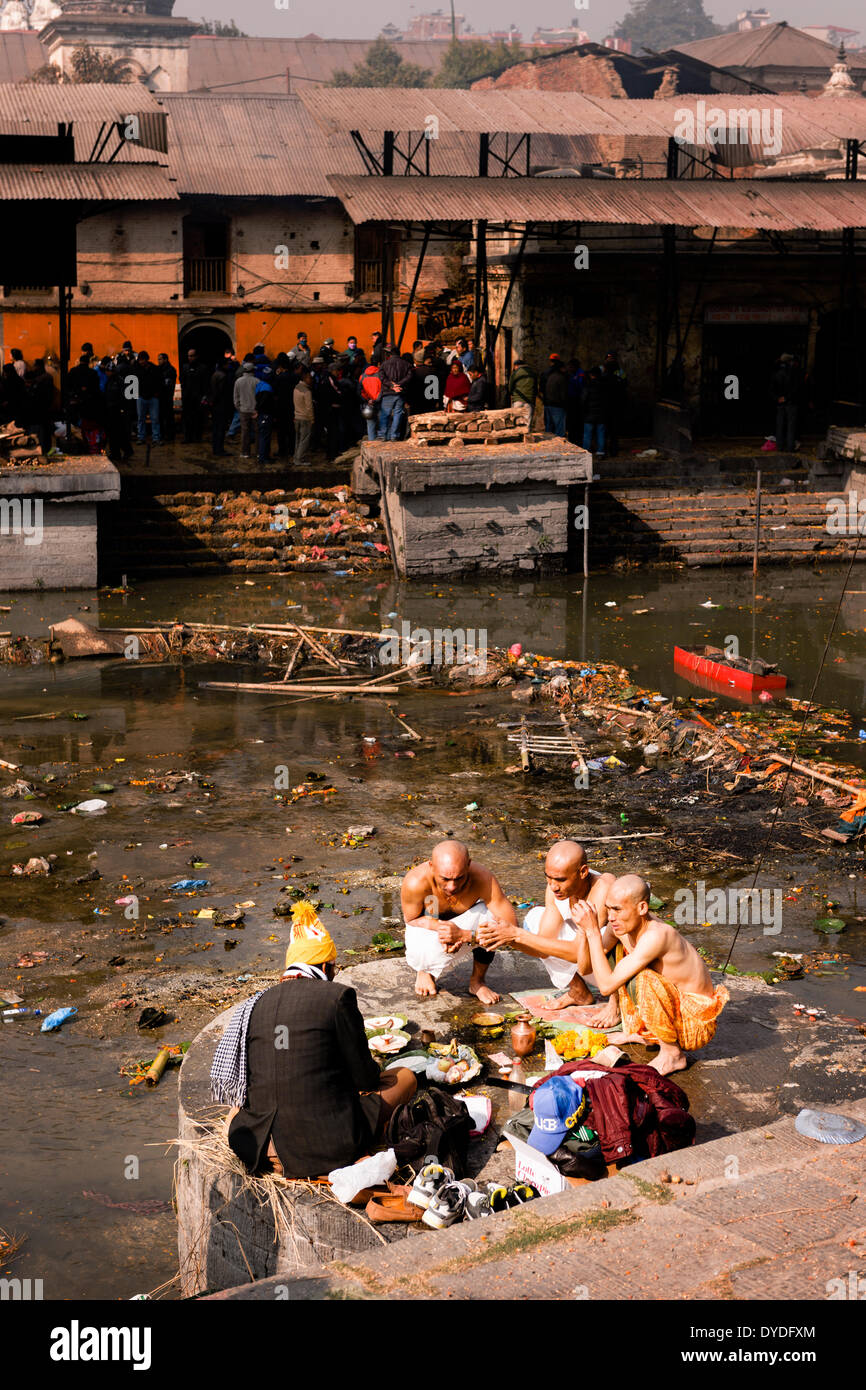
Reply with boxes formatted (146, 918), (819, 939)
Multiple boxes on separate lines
(368, 1030), (411, 1054)
(552, 1027), (609, 1061)
(364, 1014), (408, 1036)
(426, 1041), (482, 1085)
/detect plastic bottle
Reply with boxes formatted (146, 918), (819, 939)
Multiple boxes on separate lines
(3, 1007), (31, 1020)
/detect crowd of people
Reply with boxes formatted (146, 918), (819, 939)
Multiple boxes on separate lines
(509, 350), (628, 458)
(1, 330), (632, 465)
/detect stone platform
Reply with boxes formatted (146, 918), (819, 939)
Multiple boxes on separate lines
(357, 438), (592, 577)
(0, 455), (119, 590)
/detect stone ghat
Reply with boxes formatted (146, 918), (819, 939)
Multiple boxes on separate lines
(588, 486), (866, 568)
(99, 486), (391, 581)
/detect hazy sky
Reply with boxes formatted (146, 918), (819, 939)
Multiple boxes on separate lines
(175, 2), (863, 46)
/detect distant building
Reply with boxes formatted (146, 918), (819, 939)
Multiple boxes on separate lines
(801, 25), (859, 48)
(737, 9), (771, 31)
(603, 36), (632, 54)
(674, 19), (866, 91)
(531, 21), (589, 47)
(404, 10), (465, 41)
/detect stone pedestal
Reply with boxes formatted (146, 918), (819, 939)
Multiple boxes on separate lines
(0, 456), (119, 590)
(360, 438), (592, 577)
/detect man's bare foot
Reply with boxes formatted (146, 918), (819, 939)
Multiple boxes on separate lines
(570, 1003), (619, 1027)
(648, 1044), (688, 1075)
(415, 971), (437, 998)
(469, 980), (500, 1005)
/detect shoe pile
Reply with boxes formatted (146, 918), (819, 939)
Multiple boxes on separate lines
(407, 1156), (539, 1229)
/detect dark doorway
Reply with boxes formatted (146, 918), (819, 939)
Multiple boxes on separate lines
(699, 323), (808, 437)
(813, 306), (866, 426)
(179, 323), (233, 368)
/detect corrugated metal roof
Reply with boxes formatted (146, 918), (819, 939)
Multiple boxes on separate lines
(187, 36), (451, 94)
(160, 92), (365, 196)
(328, 174), (866, 231)
(0, 162), (176, 200)
(0, 82), (163, 124)
(0, 32), (45, 84)
(301, 87), (866, 144)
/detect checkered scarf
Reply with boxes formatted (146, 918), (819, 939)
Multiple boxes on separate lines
(209, 992), (264, 1107)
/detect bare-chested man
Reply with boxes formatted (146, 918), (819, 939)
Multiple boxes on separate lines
(401, 840), (517, 1003)
(476, 840), (615, 1009)
(573, 873), (729, 1075)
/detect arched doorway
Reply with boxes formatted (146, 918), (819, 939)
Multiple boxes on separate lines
(178, 321), (233, 368)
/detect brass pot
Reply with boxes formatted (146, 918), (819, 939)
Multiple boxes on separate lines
(510, 1013), (536, 1057)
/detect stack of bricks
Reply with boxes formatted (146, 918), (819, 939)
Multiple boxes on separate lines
(0, 425), (44, 466)
(409, 409), (542, 447)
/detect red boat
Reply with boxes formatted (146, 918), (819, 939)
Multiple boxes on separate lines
(673, 645), (788, 694)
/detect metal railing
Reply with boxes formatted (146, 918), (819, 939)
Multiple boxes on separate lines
(183, 257), (228, 295)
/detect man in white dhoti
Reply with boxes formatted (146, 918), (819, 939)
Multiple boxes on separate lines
(478, 840), (616, 1010)
(401, 840), (517, 1002)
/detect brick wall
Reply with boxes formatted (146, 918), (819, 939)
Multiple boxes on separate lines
(0, 502), (97, 590)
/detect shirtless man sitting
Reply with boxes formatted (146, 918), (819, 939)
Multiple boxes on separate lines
(401, 839), (516, 1003)
(476, 840), (615, 1009)
(573, 873), (729, 1075)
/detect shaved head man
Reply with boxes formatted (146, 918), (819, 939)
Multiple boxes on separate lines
(478, 840), (615, 1009)
(401, 840), (517, 1002)
(572, 873), (729, 1074)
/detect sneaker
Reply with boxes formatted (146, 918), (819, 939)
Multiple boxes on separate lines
(407, 1157), (453, 1211)
(422, 1178), (477, 1229)
(485, 1182), (514, 1215)
(510, 1182), (540, 1206)
(464, 1188), (493, 1220)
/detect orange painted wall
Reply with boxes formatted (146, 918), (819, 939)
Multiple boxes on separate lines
(1, 312), (181, 365)
(233, 310), (418, 359)
(2, 308), (418, 366)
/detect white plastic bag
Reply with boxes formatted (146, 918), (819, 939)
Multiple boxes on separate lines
(328, 1147), (397, 1204)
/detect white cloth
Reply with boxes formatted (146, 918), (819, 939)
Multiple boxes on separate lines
(404, 899), (489, 980)
(328, 1148), (397, 1204)
(523, 891), (600, 993)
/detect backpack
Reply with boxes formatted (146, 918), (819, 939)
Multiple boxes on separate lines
(384, 1085), (472, 1176)
(361, 368), (382, 403)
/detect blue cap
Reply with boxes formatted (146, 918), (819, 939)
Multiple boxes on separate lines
(528, 1076), (587, 1156)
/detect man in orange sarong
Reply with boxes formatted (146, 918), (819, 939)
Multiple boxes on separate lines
(573, 873), (729, 1076)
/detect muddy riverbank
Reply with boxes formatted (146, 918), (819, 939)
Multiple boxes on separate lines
(1, 565), (864, 1298)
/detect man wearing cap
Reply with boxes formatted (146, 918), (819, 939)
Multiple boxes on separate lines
(573, 874), (729, 1075)
(478, 840), (615, 1009)
(319, 337), (337, 365)
(221, 909), (416, 1179)
(401, 839), (515, 1003)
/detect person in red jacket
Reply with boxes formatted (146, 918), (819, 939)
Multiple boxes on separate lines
(443, 359), (470, 413)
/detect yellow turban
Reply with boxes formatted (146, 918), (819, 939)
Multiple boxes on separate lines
(284, 901), (337, 968)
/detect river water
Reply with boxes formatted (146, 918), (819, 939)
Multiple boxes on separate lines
(1, 563), (864, 1298)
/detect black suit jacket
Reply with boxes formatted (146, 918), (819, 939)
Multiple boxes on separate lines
(228, 979), (381, 1178)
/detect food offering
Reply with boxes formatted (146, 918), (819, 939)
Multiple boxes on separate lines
(363, 1014), (408, 1036)
(552, 1027), (609, 1062)
(425, 1040), (482, 1085)
(367, 1030), (411, 1054)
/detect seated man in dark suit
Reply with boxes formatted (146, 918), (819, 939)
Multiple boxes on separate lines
(224, 916), (416, 1178)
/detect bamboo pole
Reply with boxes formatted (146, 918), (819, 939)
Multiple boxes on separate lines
(283, 637), (304, 681)
(769, 756), (863, 797)
(286, 622), (344, 670)
(199, 681), (401, 695)
(388, 705), (421, 740)
(145, 1046), (171, 1087)
(520, 717), (530, 773)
